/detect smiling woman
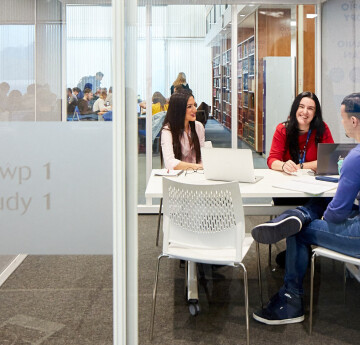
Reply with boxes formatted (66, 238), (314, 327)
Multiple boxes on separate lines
(160, 90), (205, 170)
(267, 91), (334, 174)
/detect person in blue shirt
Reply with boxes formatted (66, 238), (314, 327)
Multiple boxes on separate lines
(251, 93), (360, 325)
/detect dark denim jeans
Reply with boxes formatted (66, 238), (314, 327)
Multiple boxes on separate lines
(282, 198), (360, 296)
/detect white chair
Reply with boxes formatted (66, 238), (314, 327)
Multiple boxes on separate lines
(149, 178), (253, 345)
(309, 247), (360, 335)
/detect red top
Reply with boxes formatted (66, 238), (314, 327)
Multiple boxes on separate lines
(267, 122), (334, 168)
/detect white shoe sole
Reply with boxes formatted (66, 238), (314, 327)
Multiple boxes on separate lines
(251, 216), (302, 244)
(253, 312), (305, 325)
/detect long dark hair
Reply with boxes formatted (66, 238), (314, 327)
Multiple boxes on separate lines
(160, 91), (201, 164)
(285, 91), (325, 163)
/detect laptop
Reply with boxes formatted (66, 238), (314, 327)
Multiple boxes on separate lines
(201, 147), (263, 183)
(317, 143), (358, 175)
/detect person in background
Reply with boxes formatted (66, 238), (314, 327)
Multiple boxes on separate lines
(0, 82), (10, 120)
(21, 83), (36, 111)
(93, 90), (111, 113)
(267, 91), (334, 267)
(105, 86), (112, 106)
(77, 88), (95, 115)
(139, 91), (169, 115)
(0, 82), (10, 112)
(67, 87), (77, 115)
(160, 90), (204, 170)
(72, 87), (81, 100)
(251, 93), (360, 326)
(93, 88), (101, 100)
(170, 72), (190, 95)
(174, 84), (193, 95)
(77, 71), (104, 93)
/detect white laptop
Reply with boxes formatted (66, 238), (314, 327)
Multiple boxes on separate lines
(201, 147), (263, 183)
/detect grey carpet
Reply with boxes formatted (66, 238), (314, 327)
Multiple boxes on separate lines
(139, 215), (360, 345)
(0, 255), (112, 345)
(1, 215), (359, 344)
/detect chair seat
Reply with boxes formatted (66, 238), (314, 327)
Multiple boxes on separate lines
(313, 247), (360, 266)
(310, 246), (360, 335)
(167, 234), (253, 265)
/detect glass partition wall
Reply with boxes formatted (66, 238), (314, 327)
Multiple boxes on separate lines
(1, 1), (359, 344)
(137, 2), (319, 210)
(0, 1), (116, 344)
(0, 0), (112, 122)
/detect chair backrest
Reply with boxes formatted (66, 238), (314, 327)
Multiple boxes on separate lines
(152, 111), (167, 142)
(196, 110), (207, 127)
(103, 111), (112, 121)
(196, 102), (210, 126)
(162, 178), (245, 262)
(73, 106), (80, 120)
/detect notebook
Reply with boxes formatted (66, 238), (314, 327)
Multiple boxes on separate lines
(317, 143), (358, 175)
(201, 147), (263, 183)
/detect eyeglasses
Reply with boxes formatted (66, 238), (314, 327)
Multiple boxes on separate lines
(185, 168), (204, 176)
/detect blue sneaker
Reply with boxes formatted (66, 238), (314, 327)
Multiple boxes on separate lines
(253, 288), (304, 325)
(251, 209), (306, 244)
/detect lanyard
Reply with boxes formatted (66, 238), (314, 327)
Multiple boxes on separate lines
(299, 129), (312, 164)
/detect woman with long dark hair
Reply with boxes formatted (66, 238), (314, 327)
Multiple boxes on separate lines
(268, 91), (334, 268)
(161, 91), (205, 170)
(268, 91), (334, 174)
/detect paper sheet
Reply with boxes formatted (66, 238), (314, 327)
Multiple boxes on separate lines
(154, 169), (184, 177)
(273, 176), (338, 195)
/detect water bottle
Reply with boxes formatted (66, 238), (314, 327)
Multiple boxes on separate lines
(337, 155), (344, 175)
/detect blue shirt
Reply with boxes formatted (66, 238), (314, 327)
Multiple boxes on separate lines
(324, 144), (360, 223)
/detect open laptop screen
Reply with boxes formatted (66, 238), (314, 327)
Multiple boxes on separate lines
(317, 143), (358, 175)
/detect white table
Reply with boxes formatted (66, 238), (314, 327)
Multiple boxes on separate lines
(145, 169), (339, 312)
(145, 168), (337, 200)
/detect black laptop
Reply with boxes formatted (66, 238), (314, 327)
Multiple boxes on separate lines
(317, 143), (358, 175)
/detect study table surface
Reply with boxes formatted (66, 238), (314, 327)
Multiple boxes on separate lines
(145, 168), (338, 199)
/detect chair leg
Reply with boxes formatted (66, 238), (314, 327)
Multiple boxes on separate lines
(239, 263), (250, 345)
(268, 215), (274, 266)
(156, 198), (163, 247)
(343, 263), (347, 304)
(149, 254), (167, 341)
(184, 259), (188, 298)
(268, 244), (272, 266)
(309, 252), (316, 335)
(255, 241), (263, 308)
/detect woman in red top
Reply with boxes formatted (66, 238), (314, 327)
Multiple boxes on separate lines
(268, 91), (334, 267)
(267, 91), (334, 174)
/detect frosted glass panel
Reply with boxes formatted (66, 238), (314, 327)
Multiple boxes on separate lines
(0, 122), (112, 254)
(66, 5), (112, 91)
(0, 25), (35, 121)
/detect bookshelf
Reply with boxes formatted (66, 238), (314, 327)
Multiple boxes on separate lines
(211, 37), (255, 148)
(222, 48), (231, 129)
(212, 52), (221, 123)
(238, 36), (255, 147)
(208, 7), (294, 153)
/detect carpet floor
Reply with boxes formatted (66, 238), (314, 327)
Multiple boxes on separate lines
(0, 214), (359, 344)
